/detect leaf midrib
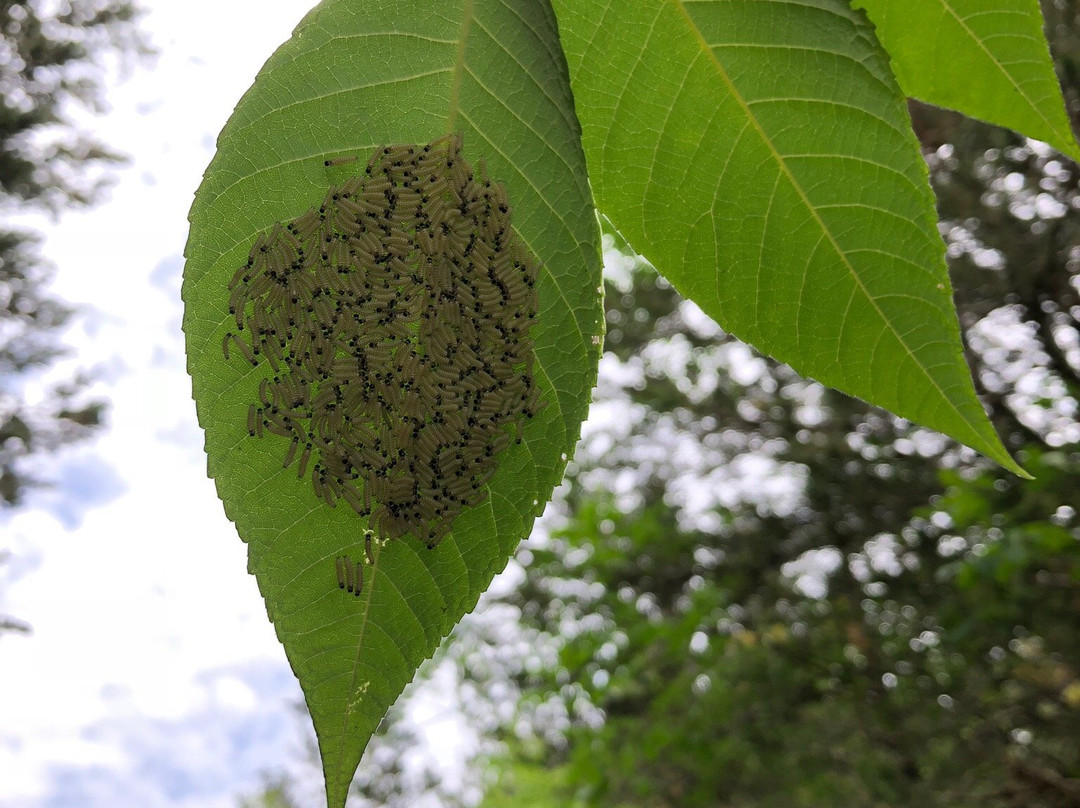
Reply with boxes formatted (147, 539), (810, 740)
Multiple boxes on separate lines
(446, 0), (476, 134)
(330, 0), (477, 791)
(936, 0), (1062, 140)
(669, 0), (970, 431)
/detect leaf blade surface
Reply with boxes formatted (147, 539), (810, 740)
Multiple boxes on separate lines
(856, 0), (1079, 161)
(183, 2), (601, 805)
(553, 0), (1023, 474)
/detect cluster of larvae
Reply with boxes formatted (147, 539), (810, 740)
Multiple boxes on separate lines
(224, 133), (541, 548)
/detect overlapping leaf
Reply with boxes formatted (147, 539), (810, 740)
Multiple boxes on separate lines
(855, 0), (1080, 161)
(551, 0), (1024, 474)
(182, 1), (601, 805)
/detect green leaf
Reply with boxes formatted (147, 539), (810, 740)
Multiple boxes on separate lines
(854, 0), (1080, 161)
(552, 0), (1026, 476)
(182, 1), (601, 806)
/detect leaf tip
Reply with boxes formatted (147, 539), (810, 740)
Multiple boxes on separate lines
(324, 779), (349, 808)
(979, 440), (1034, 480)
(1006, 459), (1036, 481)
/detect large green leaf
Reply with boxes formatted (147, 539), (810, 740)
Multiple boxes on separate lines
(552, 0), (1025, 476)
(855, 0), (1080, 161)
(182, 1), (601, 805)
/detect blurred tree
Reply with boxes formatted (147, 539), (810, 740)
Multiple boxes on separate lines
(239, 773), (304, 808)
(235, 656), (498, 808)
(0, 0), (151, 636)
(0, 0), (149, 508)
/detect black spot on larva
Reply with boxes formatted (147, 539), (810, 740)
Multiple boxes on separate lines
(227, 134), (542, 549)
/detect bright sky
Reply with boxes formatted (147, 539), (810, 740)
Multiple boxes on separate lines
(0, 3), (467, 805)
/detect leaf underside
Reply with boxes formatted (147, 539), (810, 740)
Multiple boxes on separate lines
(855, 0), (1080, 162)
(552, 0), (1025, 475)
(182, 1), (602, 806)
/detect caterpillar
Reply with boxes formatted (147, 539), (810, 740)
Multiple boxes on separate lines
(334, 554), (364, 595)
(325, 155), (358, 167)
(335, 555), (348, 590)
(226, 133), (543, 549)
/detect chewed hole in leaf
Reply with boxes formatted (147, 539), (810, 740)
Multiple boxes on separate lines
(224, 134), (543, 548)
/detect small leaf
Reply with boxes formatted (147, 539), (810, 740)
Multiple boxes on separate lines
(854, 0), (1080, 161)
(552, 0), (1026, 475)
(182, 2), (602, 806)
